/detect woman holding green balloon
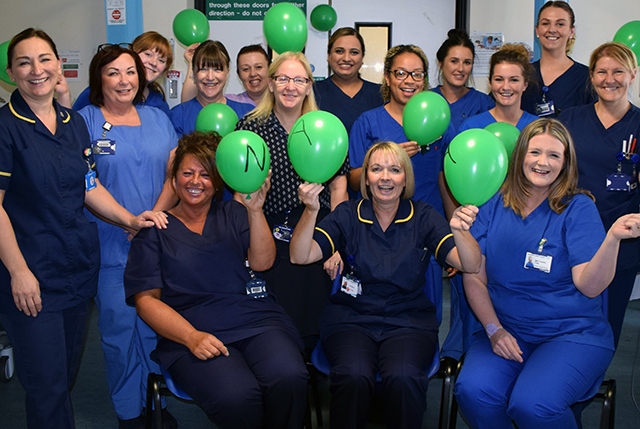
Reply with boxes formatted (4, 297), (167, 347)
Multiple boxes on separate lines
(236, 51), (349, 349)
(169, 40), (253, 138)
(349, 44), (456, 326)
(314, 27), (384, 134)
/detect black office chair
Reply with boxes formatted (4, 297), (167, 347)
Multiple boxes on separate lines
(145, 367), (195, 429)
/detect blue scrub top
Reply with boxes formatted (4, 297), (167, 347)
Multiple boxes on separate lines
(79, 104), (177, 269)
(559, 103), (640, 270)
(458, 110), (538, 132)
(72, 85), (171, 117)
(472, 192), (613, 350)
(124, 201), (300, 368)
(169, 97), (254, 137)
(521, 59), (595, 117)
(432, 86), (495, 133)
(0, 90), (100, 313)
(313, 198), (455, 341)
(348, 104), (455, 216)
(314, 77), (383, 134)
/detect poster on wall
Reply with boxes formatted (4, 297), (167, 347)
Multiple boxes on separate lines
(106, 0), (126, 25)
(206, 1), (306, 21)
(471, 31), (504, 76)
(59, 50), (82, 82)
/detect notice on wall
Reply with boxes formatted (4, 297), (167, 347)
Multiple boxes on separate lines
(59, 50), (82, 82)
(106, 0), (126, 25)
(205, 1), (306, 21)
(471, 31), (504, 76)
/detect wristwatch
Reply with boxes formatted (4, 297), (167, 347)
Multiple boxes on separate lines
(485, 323), (502, 338)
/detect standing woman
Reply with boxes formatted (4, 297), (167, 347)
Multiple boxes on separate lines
(314, 27), (384, 134)
(226, 44), (271, 106)
(433, 29), (495, 133)
(73, 31), (174, 116)
(521, 1), (595, 116)
(0, 28), (165, 429)
(78, 44), (178, 427)
(236, 52), (349, 348)
(459, 44), (538, 132)
(170, 40), (253, 137)
(559, 42), (640, 348)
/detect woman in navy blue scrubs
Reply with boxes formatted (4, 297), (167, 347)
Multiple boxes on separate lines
(0, 28), (166, 429)
(291, 141), (481, 429)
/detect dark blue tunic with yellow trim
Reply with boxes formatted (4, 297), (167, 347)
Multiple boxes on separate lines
(0, 90), (99, 313)
(313, 198), (455, 341)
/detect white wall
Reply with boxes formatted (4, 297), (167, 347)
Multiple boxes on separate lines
(470, 0), (640, 105)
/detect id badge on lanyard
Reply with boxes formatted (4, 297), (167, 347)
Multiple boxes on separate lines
(523, 238), (552, 273)
(607, 134), (638, 193)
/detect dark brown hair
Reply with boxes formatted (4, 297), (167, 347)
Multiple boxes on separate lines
(327, 27), (366, 56)
(170, 131), (224, 200)
(192, 40), (231, 75)
(88, 45), (146, 107)
(235, 44), (270, 76)
(7, 28), (59, 68)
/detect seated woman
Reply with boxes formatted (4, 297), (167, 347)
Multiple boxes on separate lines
(290, 141), (481, 429)
(454, 118), (640, 429)
(124, 132), (308, 428)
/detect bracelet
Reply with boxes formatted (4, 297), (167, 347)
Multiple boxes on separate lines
(485, 323), (502, 338)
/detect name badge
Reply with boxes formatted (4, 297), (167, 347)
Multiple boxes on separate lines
(85, 170), (97, 191)
(273, 224), (292, 242)
(92, 139), (116, 155)
(535, 100), (555, 117)
(340, 274), (362, 298)
(524, 251), (552, 273)
(246, 278), (268, 299)
(606, 173), (637, 193)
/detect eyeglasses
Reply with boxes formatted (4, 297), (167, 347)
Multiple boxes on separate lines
(391, 69), (426, 82)
(272, 75), (310, 87)
(97, 43), (134, 53)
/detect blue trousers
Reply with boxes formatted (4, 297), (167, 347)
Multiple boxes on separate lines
(454, 333), (613, 429)
(0, 299), (91, 429)
(323, 329), (437, 429)
(95, 268), (161, 420)
(169, 328), (308, 429)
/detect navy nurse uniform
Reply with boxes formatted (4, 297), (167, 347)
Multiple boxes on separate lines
(432, 86), (495, 133)
(124, 201), (307, 428)
(560, 103), (640, 347)
(454, 193), (614, 429)
(0, 90), (100, 428)
(349, 104), (455, 324)
(521, 60), (595, 117)
(458, 110), (538, 133)
(314, 198), (455, 428)
(314, 78), (383, 133)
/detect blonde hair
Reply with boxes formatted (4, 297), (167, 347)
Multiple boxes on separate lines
(502, 118), (592, 218)
(245, 51), (318, 123)
(360, 141), (415, 199)
(589, 42), (638, 77)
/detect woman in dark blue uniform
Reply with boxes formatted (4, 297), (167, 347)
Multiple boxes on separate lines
(290, 141), (481, 429)
(559, 42), (640, 348)
(0, 28), (166, 429)
(124, 132), (307, 428)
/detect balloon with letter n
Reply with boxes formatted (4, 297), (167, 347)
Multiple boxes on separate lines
(288, 111), (348, 184)
(195, 103), (239, 137)
(444, 128), (508, 206)
(216, 130), (271, 195)
(403, 91), (451, 146)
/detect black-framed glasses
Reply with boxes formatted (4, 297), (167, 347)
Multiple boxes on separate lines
(97, 43), (134, 53)
(272, 75), (310, 87)
(391, 69), (426, 82)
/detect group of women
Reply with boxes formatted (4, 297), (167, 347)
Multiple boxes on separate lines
(2, 1), (640, 427)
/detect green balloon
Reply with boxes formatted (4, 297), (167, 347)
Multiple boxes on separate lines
(172, 9), (210, 46)
(443, 128), (508, 206)
(288, 111), (348, 183)
(614, 21), (640, 66)
(310, 5), (337, 32)
(263, 2), (307, 54)
(216, 131), (271, 194)
(403, 91), (451, 146)
(484, 121), (520, 160)
(0, 40), (16, 86)
(195, 103), (239, 137)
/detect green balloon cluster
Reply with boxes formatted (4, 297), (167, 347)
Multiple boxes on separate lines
(310, 5), (337, 32)
(195, 103), (239, 137)
(444, 128), (508, 206)
(216, 131), (271, 194)
(173, 9), (210, 46)
(613, 21), (640, 66)
(288, 111), (348, 184)
(484, 122), (520, 160)
(403, 91), (451, 146)
(0, 40), (16, 86)
(263, 2), (307, 54)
